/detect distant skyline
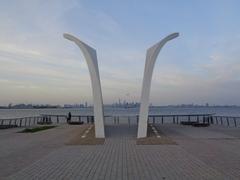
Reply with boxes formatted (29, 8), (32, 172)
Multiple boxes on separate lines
(1, 102), (239, 109)
(1, 0), (240, 106)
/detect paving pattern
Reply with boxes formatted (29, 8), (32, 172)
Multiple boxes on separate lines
(1, 124), (240, 180)
(0, 125), (89, 178)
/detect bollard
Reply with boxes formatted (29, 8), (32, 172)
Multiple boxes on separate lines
(161, 116), (164, 124)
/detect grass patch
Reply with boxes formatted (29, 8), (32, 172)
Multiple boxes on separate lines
(20, 126), (56, 133)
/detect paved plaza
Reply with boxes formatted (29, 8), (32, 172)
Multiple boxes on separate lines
(1, 124), (240, 179)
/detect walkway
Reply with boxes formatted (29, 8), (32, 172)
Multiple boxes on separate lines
(1, 124), (240, 179)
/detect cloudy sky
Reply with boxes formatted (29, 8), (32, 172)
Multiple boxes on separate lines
(0, 0), (240, 106)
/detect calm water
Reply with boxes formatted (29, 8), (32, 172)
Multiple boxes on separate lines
(1, 107), (240, 119)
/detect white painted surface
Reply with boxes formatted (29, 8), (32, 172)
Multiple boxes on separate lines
(63, 33), (105, 138)
(137, 33), (179, 138)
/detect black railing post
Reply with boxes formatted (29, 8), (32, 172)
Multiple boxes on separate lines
(208, 116), (213, 124)
(161, 116), (164, 124)
(227, 117), (229, 126)
(234, 117), (237, 127)
(24, 118), (27, 127)
(87, 116), (89, 124)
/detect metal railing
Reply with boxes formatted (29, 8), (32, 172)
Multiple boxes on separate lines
(212, 116), (240, 127)
(1, 113), (239, 129)
(0, 116), (43, 128)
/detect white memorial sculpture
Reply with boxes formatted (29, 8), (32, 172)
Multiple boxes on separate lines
(63, 33), (105, 138)
(137, 33), (179, 138)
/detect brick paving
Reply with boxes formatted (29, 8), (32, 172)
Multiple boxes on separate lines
(0, 125), (90, 178)
(1, 124), (240, 179)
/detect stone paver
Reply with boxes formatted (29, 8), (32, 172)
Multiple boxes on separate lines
(1, 124), (240, 179)
(159, 124), (240, 179)
(0, 124), (89, 177)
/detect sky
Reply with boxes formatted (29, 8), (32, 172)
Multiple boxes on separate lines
(0, 0), (240, 106)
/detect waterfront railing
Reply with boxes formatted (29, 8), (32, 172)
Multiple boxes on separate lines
(0, 113), (240, 129)
(0, 116), (42, 128)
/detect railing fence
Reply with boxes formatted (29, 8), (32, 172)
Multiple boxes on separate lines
(0, 114), (240, 129)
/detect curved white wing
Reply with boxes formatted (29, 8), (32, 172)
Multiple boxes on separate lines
(63, 33), (105, 138)
(137, 33), (179, 138)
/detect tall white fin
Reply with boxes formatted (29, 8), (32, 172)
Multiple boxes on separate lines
(137, 33), (179, 138)
(63, 33), (105, 138)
